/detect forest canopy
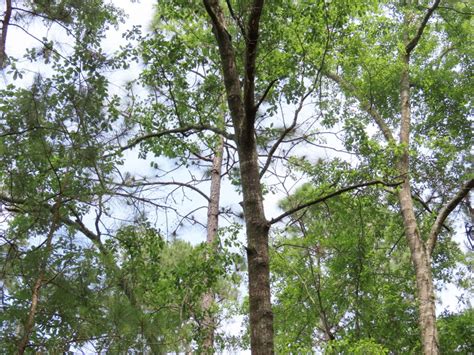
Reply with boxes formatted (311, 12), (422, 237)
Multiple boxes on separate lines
(0, 0), (472, 353)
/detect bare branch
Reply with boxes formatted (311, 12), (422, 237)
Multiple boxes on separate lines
(111, 179), (211, 203)
(427, 178), (474, 255)
(259, 104), (301, 179)
(11, 6), (73, 35)
(270, 179), (402, 225)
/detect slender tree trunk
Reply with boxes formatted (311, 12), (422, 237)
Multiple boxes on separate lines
(327, 2), (458, 349)
(398, 183), (439, 354)
(399, 53), (439, 354)
(18, 202), (61, 354)
(17, 274), (44, 355)
(0, 0), (12, 68)
(202, 137), (224, 352)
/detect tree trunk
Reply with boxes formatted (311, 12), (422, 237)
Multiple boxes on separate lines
(17, 274), (44, 355)
(239, 135), (274, 354)
(202, 137), (224, 352)
(399, 53), (439, 354)
(398, 183), (439, 354)
(18, 202), (61, 354)
(202, 1), (274, 353)
(0, 0), (12, 68)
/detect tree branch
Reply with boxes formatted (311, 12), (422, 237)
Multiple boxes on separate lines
(110, 179), (211, 203)
(225, 0), (246, 38)
(203, 0), (245, 137)
(405, 0), (442, 55)
(255, 78), (278, 111)
(259, 86), (313, 179)
(427, 178), (474, 255)
(106, 124), (232, 157)
(270, 179), (402, 225)
(0, 193), (22, 206)
(325, 71), (395, 142)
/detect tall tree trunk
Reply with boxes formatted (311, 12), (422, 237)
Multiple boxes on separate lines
(326, 2), (464, 349)
(399, 52), (439, 354)
(398, 183), (439, 354)
(238, 134), (273, 354)
(202, 137), (224, 352)
(202, 1), (274, 352)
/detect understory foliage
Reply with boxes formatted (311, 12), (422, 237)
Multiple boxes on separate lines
(0, 0), (472, 353)
(272, 180), (468, 352)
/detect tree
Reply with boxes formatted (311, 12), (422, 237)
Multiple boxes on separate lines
(1, 0), (472, 353)
(438, 308), (474, 353)
(198, 1), (369, 351)
(1, 0), (121, 68)
(324, 1), (473, 353)
(272, 169), (469, 352)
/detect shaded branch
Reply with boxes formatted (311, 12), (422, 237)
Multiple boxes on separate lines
(225, 0), (246, 38)
(325, 71), (395, 142)
(106, 124), (232, 157)
(427, 178), (474, 255)
(255, 78), (278, 111)
(438, 5), (474, 15)
(270, 179), (402, 225)
(0, 192), (25, 205)
(61, 213), (101, 244)
(406, 0), (442, 54)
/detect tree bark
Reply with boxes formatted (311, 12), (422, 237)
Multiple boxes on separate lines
(399, 2), (441, 348)
(202, 137), (224, 352)
(202, 1), (274, 353)
(239, 133), (273, 354)
(0, 0), (12, 68)
(398, 182), (439, 355)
